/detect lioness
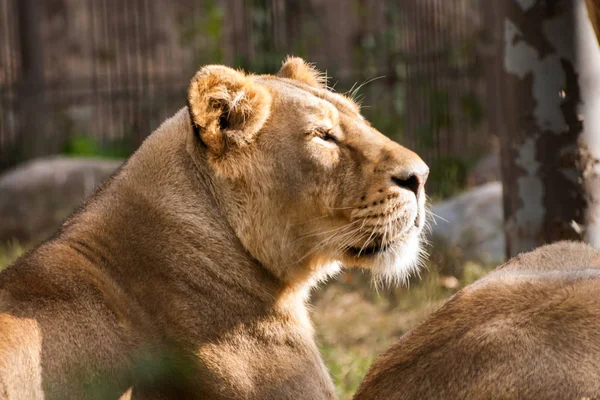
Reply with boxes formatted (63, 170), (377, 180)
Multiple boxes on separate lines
(0, 57), (428, 399)
(355, 241), (600, 400)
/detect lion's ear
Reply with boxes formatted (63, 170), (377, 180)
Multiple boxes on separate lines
(277, 56), (326, 88)
(188, 65), (271, 156)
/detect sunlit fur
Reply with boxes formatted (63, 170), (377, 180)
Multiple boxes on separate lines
(0, 58), (428, 399)
(187, 58), (430, 290)
(287, 188), (430, 288)
(356, 241), (600, 399)
(187, 66), (430, 292)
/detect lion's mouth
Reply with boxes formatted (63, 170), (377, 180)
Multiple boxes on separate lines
(346, 238), (399, 258)
(341, 202), (424, 259)
(344, 214), (422, 258)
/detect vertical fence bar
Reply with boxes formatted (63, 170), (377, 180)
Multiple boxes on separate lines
(16, 0), (46, 159)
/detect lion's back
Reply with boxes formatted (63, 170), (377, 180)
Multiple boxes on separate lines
(0, 244), (147, 399)
(355, 241), (600, 400)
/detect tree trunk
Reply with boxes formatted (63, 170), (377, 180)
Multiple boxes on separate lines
(579, 0), (600, 246)
(497, 0), (600, 258)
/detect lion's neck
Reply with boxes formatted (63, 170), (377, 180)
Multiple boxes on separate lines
(60, 111), (318, 337)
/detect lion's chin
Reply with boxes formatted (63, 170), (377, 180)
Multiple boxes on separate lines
(343, 230), (425, 285)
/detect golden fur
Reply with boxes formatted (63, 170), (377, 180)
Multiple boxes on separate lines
(0, 58), (428, 399)
(355, 241), (600, 400)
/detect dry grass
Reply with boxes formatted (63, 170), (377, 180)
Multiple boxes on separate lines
(0, 241), (23, 272)
(0, 242), (493, 399)
(311, 261), (492, 399)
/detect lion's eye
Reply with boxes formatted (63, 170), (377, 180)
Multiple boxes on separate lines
(321, 131), (337, 142)
(316, 129), (338, 143)
(309, 128), (339, 149)
(311, 132), (337, 149)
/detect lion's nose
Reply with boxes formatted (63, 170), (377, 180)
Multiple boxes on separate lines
(391, 160), (429, 197)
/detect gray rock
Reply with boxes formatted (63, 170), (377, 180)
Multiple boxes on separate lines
(0, 156), (122, 244)
(430, 181), (505, 263)
(1, 157), (506, 265)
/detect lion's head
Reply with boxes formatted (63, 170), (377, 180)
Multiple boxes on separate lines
(187, 57), (428, 286)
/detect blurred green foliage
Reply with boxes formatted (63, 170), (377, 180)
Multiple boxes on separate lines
(171, 0), (487, 200)
(0, 242), (23, 271)
(460, 93), (485, 128)
(177, 0), (224, 65)
(428, 156), (472, 200)
(63, 135), (133, 159)
(320, 343), (375, 398)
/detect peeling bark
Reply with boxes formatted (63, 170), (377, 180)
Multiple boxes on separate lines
(497, 0), (600, 257)
(577, 0), (600, 245)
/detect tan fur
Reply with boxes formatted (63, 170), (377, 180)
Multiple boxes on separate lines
(277, 56), (327, 88)
(0, 58), (427, 399)
(188, 65), (272, 156)
(355, 241), (600, 400)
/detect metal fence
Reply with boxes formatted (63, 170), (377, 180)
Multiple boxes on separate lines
(0, 0), (491, 190)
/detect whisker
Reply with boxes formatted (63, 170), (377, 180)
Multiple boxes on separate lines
(290, 220), (364, 265)
(280, 220), (291, 251)
(289, 214), (333, 227)
(427, 210), (448, 224)
(348, 75), (386, 100)
(336, 218), (369, 255)
(338, 218), (371, 251)
(358, 216), (382, 257)
(292, 220), (362, 243)
(324, 205), (360, 211)
(332, 227), (366, 256)
(347, 81), (359, 97)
